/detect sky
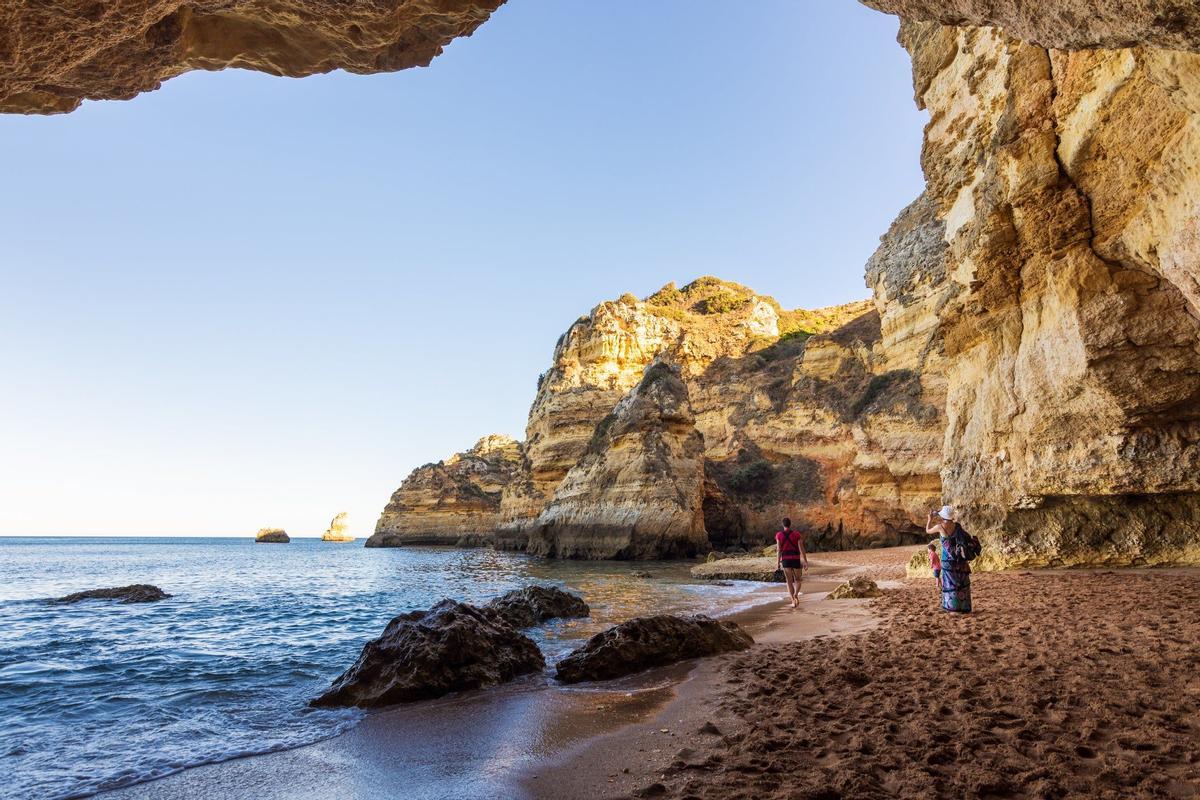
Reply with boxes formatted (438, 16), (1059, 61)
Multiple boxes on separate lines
(0, 1), (927, 537)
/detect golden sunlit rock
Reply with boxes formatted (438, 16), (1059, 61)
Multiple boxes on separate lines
(321, 512), (354, 542)
(0, 0), (506, 114)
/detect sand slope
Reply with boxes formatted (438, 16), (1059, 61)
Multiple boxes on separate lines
(601, 569), (1200, 800)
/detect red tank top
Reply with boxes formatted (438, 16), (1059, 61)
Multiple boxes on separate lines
(776, 529), (802, 557)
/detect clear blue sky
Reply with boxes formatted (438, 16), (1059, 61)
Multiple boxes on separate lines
(0, 1), (925, 536)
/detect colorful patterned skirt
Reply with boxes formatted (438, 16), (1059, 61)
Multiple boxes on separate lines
(940, 563), (972, 612)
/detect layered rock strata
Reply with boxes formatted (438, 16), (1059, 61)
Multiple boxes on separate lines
(893, 20), (1200, 567)
(526, 362), (709, 559)
(0, 0), (505, 114)
(367, 435), (522, 547)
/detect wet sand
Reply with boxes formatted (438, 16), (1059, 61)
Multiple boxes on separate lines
(533, 562), (1200, 800)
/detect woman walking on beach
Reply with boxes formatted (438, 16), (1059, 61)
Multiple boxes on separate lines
(926, 505), (971, 613)
(776, 518), (808, 608)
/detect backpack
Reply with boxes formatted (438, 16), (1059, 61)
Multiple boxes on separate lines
(948, 525), (982, 562)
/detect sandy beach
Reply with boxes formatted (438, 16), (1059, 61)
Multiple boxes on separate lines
(531, 555), (1200, 800)
(97, 549), (1200, 800)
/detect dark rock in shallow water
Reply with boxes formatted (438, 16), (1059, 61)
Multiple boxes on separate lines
(311, 599), (544, 708)
(555, 614), (753, 684)
(481, 585), (589, 629)
(54, 584), (171, 604)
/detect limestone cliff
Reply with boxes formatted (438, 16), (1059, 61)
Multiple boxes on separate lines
(366, 435), (522, 547)
(888, 21), (1200, 567)
(526, 362), (708, 559)
(0, 0), (504, 114)
(495, 278), (880, 553)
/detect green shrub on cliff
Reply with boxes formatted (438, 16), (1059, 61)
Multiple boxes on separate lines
(698, 290), (749, 315)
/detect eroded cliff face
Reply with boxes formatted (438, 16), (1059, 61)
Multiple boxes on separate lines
(497, 283), (827, 535)
(0, 0), (504, 114)
(898, 22), (1200, 567)
(527, 362), (709, 560)
(367, 434), (522, 547)
(485, 277), (948, 557)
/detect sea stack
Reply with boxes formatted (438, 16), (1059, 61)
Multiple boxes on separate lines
(322, 513), (354, 542)
(255, 528), (290, 544)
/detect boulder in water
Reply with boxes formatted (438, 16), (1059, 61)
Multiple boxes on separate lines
(826, 576), (883, 600)
(255, 528), (290, 543)
(555, 614), (753, 684)
(481, 586), (589, 629)
(311, 599), (544, 708)
(54, 584), (171, 604)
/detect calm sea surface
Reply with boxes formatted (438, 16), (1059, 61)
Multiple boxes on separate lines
(0, 537), (758, 799)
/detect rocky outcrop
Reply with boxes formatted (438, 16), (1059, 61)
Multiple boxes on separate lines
(887, 20), (1200, 568)
(554, 615), (754, 684)
(826, 576), (884, 600)
(480, 585), (590, 628)
(367, 435), (522, 547)
(311, 599), (543, 708)
(495, 278), (923, 557)
(498, 279), (811, 547)
(0, 0), (505, 114)
(322, 512), (354, 542)
(861, 1), (1200, 53)
(527, 362), (709, 559)
(255, 528), (289, 543)
(54, 584), (171, 604)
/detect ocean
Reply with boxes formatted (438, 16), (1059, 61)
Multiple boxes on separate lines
(0, 537), (757, 799)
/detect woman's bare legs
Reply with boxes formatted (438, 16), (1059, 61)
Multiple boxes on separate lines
(783, 567), (800, 607)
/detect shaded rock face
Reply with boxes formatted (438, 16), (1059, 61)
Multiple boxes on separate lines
(0, 0), (505, 114)
(527, 362), (709, 560)
(554, 614), (754, 684)
(481, 585), (589, 628)
(54, 585), (171, 604)
(693, 303), (944, 553)
(311, 599), (543, 709)
(367, 435), (522, 547)
(254, 527), (289, 543)
(890, 20), (1200, 568)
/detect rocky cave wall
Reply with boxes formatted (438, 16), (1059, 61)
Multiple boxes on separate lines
(0, 0), (504, 114)
(898, 20), (1200, 567)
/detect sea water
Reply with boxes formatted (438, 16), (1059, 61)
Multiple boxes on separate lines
(0, 537), (759, 799)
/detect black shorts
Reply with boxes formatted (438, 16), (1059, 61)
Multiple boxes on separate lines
(781, 558), (803, 569)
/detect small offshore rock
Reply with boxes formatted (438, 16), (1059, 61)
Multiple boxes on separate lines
(255, 528), (290, 543)
(555, 614), (753, 684)
(826, 576), (883, 600)
(312, 599), (543, 708)
(54, 584), (171, 604)
(482, 585), (589, 629)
